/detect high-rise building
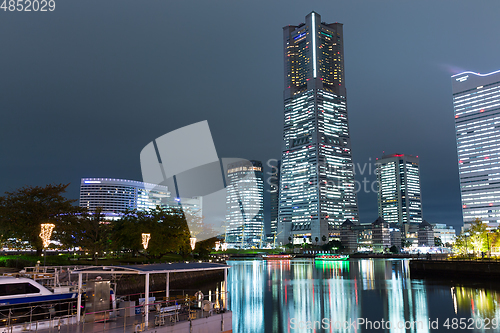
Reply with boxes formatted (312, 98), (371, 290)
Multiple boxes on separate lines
(269, 160), (281, 237)
(277, 12), (359, 245)
(79, 178), (172, 220)
(376, 154), (423, 229)
(225, 160), (264, 248)
(452, 70), (500, 225)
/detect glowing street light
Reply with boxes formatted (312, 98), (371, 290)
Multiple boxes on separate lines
(190, 237), (197, 251)
(142, 233), (151, 250)
(40, 223), (55, 248)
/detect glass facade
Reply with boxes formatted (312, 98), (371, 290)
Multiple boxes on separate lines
(79, 178), (171, 219)
(278, 12), (358, 245)
(225, 160), (264, 248)
(269, 161), (280, 237)
(376, 154), (422, 227)
(452, 70), (500, 225)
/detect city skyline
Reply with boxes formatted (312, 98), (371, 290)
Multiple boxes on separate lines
(2, 1), (500, 233)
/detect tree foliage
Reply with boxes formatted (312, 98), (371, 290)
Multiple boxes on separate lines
(468, 219), (488, 255)
(112, 207), (191, 259)
(453, 219), (489, 256)
(59, 208), (111, 262)
(389, 245), (399, 254)
(0, 184), (78, 255)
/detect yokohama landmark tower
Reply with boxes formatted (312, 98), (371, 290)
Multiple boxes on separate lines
(277, 12), (359, 245)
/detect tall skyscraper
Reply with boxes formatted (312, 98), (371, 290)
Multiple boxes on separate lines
(376, 154), (423, 229)
(452, 69), (500, 225)
(225, 160), (264, 248)
(269, 160), (281, 237)
(278, 12), (359, 245)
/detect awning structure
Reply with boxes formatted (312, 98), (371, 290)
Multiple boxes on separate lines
(71, 263), (230, 327)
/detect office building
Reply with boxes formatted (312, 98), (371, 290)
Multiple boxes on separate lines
(376, 154), (423, 232)
(371, 217), (391, 253)
(270, 160), (281, 237)
(79, 178), (173, 220)
(452, 70), (500, 225)
(417, 220), (434, 247)
(340, 219), (357, 253)
(277, 12), (359, 245)
(225, 160), (264, 248)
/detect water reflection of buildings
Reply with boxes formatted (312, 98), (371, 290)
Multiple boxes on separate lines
(228, 259), (433, 333)
(452, 285), (500, 322)
(228, 261), (265, 332)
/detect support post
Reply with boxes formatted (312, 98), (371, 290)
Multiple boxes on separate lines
(145, 273), (150, 327)
(77, 273), (82, 323)
(224, 268), (228, 310)
(166, 272), (169, 301)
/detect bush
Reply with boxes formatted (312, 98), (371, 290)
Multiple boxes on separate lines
(389, 245), (399, 254)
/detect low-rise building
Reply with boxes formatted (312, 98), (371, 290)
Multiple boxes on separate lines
(431, 223), (456, 245)
(418, 220), (434, 246)
(372, 217), (391, 253)
(340, 219), (357, 254)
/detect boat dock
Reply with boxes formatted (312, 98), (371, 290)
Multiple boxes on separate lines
(0, 263), (232, 333)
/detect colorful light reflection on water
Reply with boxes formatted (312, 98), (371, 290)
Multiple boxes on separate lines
(227, 259), (500, 333)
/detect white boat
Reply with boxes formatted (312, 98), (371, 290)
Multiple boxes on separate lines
(0, 276), (77, 306)
(0, 276), (77, 326)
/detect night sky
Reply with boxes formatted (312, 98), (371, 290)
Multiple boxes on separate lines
(2, 0), (500, 233)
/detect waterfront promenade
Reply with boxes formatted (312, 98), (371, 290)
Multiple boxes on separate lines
(410, 258), (500, 279)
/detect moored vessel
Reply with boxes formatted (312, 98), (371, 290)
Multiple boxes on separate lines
(314, 254), (349, 261)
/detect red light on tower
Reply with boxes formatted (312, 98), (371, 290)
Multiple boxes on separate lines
(463, 205), (467, 208)
(480, 109), (485, 113)
(455, 115), (459, 118)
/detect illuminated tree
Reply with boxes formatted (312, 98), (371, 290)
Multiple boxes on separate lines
(453, 219), (488, 256)
(468, 219), (488, 256)
(112, 207), (191, 259)
(0, 184), (78, 255)
(453, 233), (470, 255)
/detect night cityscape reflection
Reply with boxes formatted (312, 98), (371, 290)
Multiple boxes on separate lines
(228, 259), (500, 333)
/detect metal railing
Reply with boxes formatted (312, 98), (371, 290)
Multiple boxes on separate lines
(0, 291), (228, 333)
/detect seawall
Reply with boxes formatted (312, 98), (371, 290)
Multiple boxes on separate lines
(409, 260), (500, 279)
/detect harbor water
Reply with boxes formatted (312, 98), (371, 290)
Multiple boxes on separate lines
(227, 259), (500, 332)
